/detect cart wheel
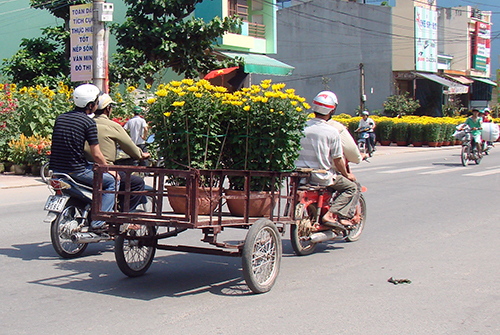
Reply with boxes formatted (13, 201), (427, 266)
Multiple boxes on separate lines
(290, 203), (318, 256)
(242, 219), (282, 294)
(115, 225), (156, 277)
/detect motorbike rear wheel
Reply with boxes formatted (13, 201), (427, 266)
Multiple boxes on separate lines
(115, 225), (156, 277)
(50, 204), (88, 258)
(461, 145), (470, 166)
(346, 194), (367, 242)
(290, 203), (318, 256)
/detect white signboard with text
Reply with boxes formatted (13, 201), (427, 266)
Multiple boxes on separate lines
(415, 6), (438, 73)
(70, 4), (93, 82)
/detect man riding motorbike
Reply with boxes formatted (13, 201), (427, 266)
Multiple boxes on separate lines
(355, 110), (376, 153)
(85, 93), (151, 212)
(49, 83), (118, 230)
(295, 91), (360, 229)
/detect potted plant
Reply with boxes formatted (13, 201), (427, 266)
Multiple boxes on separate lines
(407, 118), (424, 146)
(220, 80), (309, 216)
(392, 120), (409, 146)
(375, 117), (393, 145)
(423, 119), (441, 147)
(147, 79), (226, 214)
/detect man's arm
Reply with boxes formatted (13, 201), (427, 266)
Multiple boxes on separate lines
(333, 157), (356, 181)
(142, 124), (149, 141)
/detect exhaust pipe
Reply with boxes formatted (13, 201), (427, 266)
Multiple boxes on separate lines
(310, 230), (337, 243)
(71, 232), (111, 244)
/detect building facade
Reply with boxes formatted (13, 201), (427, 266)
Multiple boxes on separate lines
(252, 0), (393, 115)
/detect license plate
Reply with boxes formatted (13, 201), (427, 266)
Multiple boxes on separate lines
(44, 195), (70, 213)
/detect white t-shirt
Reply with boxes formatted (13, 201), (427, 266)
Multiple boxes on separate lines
(124, 115), (148, 145)
(296, 118), (343, 186)
(358, 117), (375, 132)
(327, 120), (363, 164)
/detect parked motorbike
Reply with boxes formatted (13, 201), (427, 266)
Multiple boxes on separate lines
(44, 172), (112, 258)
(356, 128), (374, 157)
(290, 169), (367, 256)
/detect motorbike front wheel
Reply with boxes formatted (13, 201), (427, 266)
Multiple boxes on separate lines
(461, 145), (470, 166)
(290, 203), (318, 256)
(50, 204), (88, 258)
(115, 225), (156, 277)
(346, 194), (367, 242)
(357, 140), (366, 155)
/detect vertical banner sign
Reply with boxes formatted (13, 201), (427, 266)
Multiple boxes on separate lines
(70, 4), (93, 82)
(415, 6), (438, 73)
(473, 22), (491, 73)
(497, 69), (500, 104)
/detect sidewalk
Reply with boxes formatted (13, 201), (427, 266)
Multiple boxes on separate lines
(0, 144), (460, 189)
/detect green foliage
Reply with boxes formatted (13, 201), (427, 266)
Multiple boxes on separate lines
(111, 0), (242, 81)
(423, 122), (442, 142)
(383, 92), (420, 117)
(375, 117), (394, 142)
(408, 122), (424, 143)
(147, 79), (309, 191)
(1, 26), (70, 87)
(392, 121), (409, 142)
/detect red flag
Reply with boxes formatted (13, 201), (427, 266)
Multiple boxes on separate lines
(204, 66), (239, 80)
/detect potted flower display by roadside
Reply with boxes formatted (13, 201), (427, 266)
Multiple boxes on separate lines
(147, 79), (309, 216)
(7, 134), (51, 175)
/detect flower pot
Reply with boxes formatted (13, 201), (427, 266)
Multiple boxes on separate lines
(412, 142), (423, 147)
(396, 141), (408, 146)
(380, 140), (392, 146)
(0, 162), (4, 174)
(225, 190), (277, 217)
(166, 186), (219, 215)
(427, 142), (439, 147)
(443, 141), (451, 146)
(30, 164), (41, 176)
(13, 164), (27, 175)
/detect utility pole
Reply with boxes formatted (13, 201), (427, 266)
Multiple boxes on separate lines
(92, 0), (113, 92)
(359, 63), (366, 112)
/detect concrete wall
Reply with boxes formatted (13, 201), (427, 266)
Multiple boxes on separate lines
(438, 7), (471, 73)
(252, 0), (393, 115)
(392, 0), (415, 72)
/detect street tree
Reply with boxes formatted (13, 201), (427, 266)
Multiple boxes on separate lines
(111, 0), (242, 84)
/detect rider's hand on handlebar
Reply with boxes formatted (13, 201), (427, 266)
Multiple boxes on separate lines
(142, 152), (151, 160)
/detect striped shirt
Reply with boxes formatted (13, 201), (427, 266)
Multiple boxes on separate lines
(295, 118), (343, 186)
(49, 110), (99, 174)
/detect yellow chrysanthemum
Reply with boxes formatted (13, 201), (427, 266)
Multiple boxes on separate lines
(147, 98), (156, 104)
(291, 101), (298, 106)
(178, 92), (186, 97)
(285, 89), (295, 95)
(156, 89), (168, 97)
(10, 83), (17, 91)
(195, 93), (203, 98)
(19, 87), (28, 94)
(127, 86), (136, 93)
(164, 112), (172, 117)
(260, 79), (272, 86)
(182, 79), (194, 86)
(262, 97), (268, 103)
(0, 84), (4, 90)
(270, 109), (275, 113)
(146, 84), (152, 90)
(36, 84), (41, 91)
(187, 86), (198, 92)
(170, 81), (182, 87)
(261, 83), (270, 90)
(172, 101), (185, 107)
(171, 87), (182, 94)
(158, 84), (165, 90)
(296, 107), (302, 112)
(243, 105), (251, 111)
(303, 102), (311, 109)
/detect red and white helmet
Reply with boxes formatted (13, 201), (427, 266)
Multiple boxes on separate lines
(312, 91), (338, 115)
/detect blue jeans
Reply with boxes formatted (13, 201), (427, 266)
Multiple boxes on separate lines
(70, 165), (119, 228)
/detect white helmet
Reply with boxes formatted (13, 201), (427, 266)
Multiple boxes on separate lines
(312, 91), (338, 115)
(362, 110), (369, 116)
(73, 84), (100, 108)
(97, 93), (116, 110)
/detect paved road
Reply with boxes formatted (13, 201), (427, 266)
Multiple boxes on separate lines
(1, 145), (499, 334)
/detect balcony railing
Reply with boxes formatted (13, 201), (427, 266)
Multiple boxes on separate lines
(228, 3), (248, 22)
(248, 22), (265, 39)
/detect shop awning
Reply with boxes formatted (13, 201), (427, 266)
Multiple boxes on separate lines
(220, 51), (294, 76)
(444, 74), (474, 85)
(416, 72), (469, 94)
(472, 77), (498, 87)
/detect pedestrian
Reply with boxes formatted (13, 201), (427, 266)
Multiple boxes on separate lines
(123, 106), (149, 166)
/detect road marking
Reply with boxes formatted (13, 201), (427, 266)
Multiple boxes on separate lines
(420, 167), (468, 175)
(351, 166), (390, 173)
(379, 166), (433, 173)
(463, 168), (500, 177)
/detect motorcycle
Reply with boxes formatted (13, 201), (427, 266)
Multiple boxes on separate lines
(290, 168), (367, 256)
(356, 128), (374, 157)
(455, 125), (483, 166)
(43, 172), (113, 258)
